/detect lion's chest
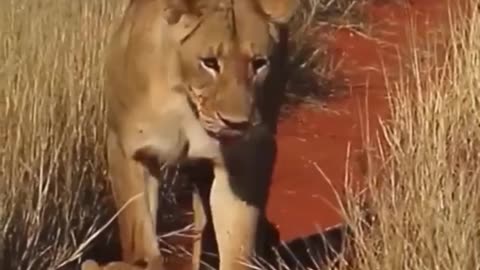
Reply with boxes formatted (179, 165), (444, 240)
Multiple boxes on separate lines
(180, 98), (221, 161)
(121, 93), (222, 164)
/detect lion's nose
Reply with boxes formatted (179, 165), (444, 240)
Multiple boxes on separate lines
(217, 113), (250, 130)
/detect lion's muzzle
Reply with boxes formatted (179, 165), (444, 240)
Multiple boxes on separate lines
(186, 91), (258, 141)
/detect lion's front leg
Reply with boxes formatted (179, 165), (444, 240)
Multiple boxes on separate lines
(210, 125), (277, 270)
(210, 166), (261, 270)
(107, 133), (162, 266)
(192, 182), (220, 270)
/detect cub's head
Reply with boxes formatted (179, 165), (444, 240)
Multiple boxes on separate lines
(165, 0), (298, 139)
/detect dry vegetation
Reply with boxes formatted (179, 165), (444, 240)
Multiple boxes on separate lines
(340, 1), (480, 269)
(0, 1), (123, 268)
(2, 0), (480, 270)
(285, 0), (367, 104)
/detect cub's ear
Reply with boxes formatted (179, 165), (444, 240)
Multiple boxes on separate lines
(256, 0), (299, 24)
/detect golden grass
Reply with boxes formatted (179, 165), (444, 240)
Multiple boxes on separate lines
(341, 1), (480, 269)
(0, 0), (125, 268)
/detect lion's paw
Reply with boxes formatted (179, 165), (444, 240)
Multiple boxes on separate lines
(81, 260), (101, 270)
(145, 255), (165, 270)
(80, 260), (145, 270)
(102, 261), (144, 270)
(80, 257), (165, 270)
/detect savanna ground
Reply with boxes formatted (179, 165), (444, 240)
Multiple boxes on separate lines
(2, 0), (480, 269)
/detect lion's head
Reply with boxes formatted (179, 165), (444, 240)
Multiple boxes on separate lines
(163, 0), (298, 139)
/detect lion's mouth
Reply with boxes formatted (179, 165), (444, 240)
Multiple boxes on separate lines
(185, 90), (248, 143)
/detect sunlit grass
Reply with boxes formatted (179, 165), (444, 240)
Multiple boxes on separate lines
(0, 0), (124, 268)
(341, 1), (480, 269)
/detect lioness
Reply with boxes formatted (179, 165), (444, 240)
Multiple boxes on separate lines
(103, 0), (297, 269)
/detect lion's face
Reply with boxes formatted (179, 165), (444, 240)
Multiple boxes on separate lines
(167, 0), (297, 140)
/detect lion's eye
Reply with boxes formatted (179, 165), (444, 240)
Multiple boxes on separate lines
(200, 57), (220, 73)
(251, 57), (269, 74)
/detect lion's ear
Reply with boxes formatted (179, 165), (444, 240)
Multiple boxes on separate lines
(163, 0), (195, 24)
(162, 0), (204, 43)
(256, 0), (299, 24)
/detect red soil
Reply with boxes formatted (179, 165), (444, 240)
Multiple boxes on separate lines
(267, 0), (458, 241)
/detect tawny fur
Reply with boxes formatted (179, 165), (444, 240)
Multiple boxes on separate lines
(99, 0), (298, 269)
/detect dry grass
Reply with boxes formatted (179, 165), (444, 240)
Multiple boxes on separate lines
(340, 1), (480, 269)
(0, 0), (124, 268)
(285, 0), (367, 105)
(285, 0), (401, 107)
